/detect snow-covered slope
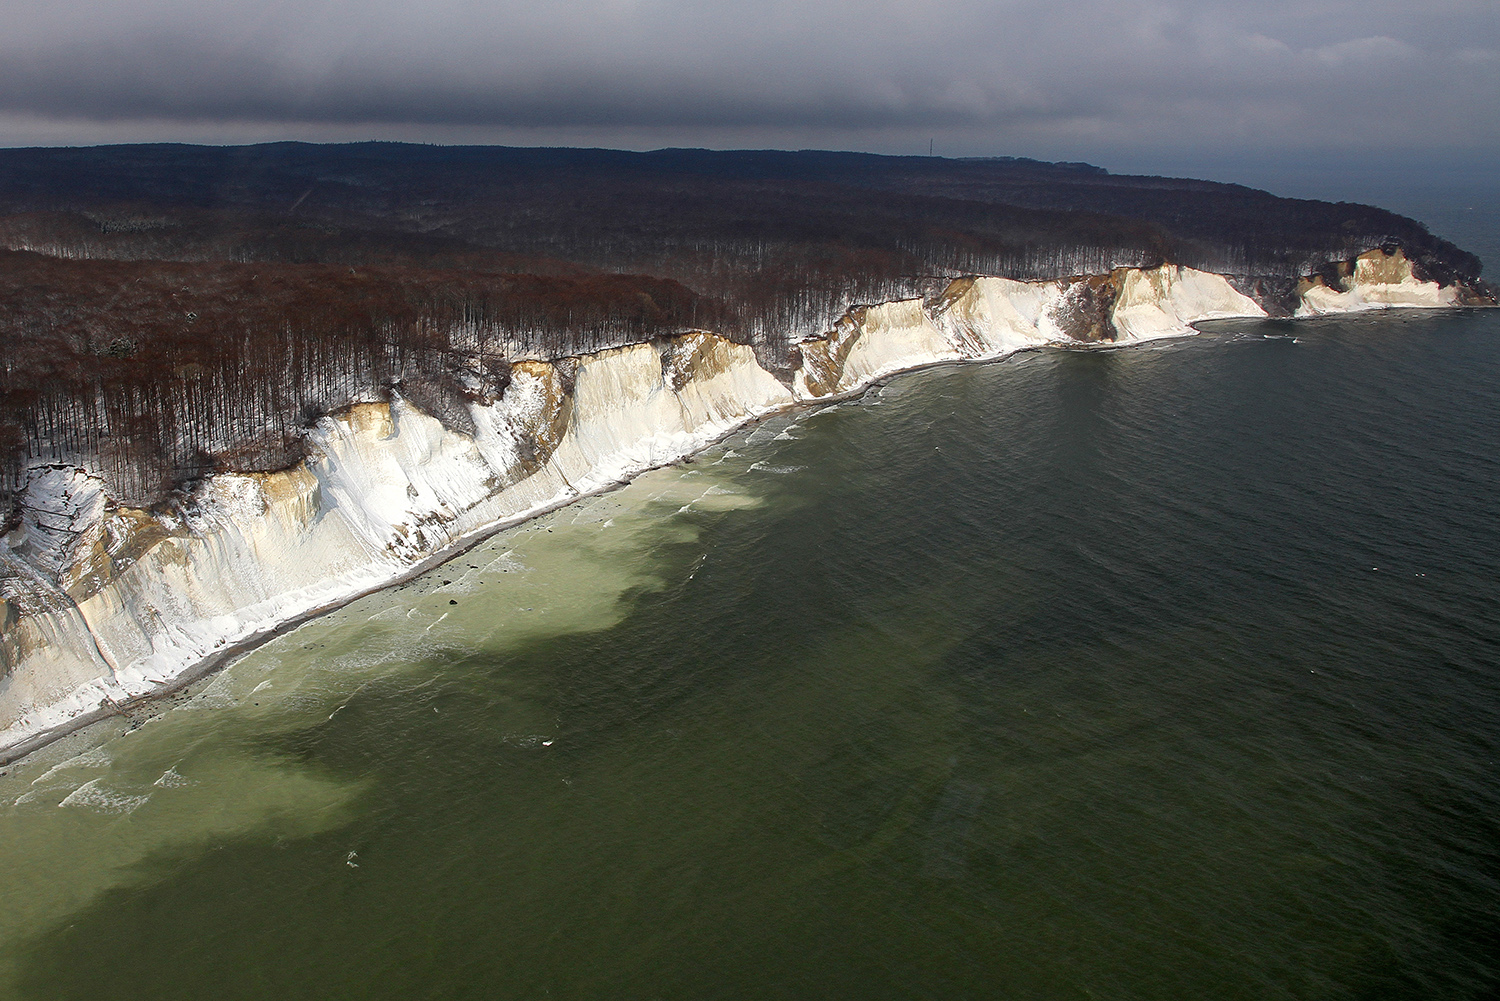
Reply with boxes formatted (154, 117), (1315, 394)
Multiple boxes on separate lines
(0, 261), (1475, 758)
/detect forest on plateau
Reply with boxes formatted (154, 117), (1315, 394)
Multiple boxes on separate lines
(0, 143), (1489, 506)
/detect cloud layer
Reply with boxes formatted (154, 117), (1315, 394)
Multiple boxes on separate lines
(1, 0), (1496, 157)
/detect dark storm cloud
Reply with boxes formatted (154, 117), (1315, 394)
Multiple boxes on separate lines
(1, 0), (1497, 153)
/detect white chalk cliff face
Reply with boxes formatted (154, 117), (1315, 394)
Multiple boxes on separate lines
(1296, 247), (1459, 315)
(0, 257), (1474, 757)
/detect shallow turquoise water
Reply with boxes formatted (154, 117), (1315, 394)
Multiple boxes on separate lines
(1, 310), (1497, 999)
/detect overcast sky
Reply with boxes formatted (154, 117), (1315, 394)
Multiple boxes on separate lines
(2, 0), (1496, 181)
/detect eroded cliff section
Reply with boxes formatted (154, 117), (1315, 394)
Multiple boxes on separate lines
(0, 253), (1484, 759)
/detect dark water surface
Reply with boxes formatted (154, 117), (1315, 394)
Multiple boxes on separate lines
(2, 311), (1498, 999)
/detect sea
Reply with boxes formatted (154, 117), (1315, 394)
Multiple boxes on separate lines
(0, 213), (1496, 1000)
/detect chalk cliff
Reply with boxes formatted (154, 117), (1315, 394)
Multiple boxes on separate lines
(0, 256), (1480, 759)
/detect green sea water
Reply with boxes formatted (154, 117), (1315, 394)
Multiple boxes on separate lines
(1, 310), (1497, 999)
